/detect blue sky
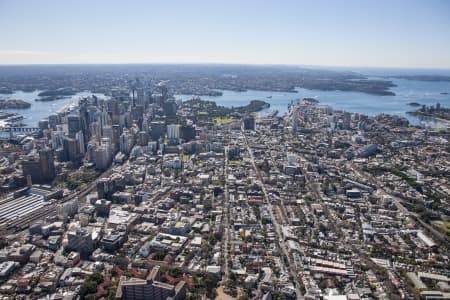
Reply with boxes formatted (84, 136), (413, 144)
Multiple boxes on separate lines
(0, 0), (449, 68)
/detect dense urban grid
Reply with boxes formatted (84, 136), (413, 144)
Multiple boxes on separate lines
(0, 76), (449, 300)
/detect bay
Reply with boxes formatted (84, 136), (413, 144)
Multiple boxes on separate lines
(176, 77), (450, 128)
(0, 91), (107, 127)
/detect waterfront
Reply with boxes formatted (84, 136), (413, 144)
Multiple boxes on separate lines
(1, 78), (449, 128)
(177, 77), (450, 127)
(0, 90), (107, 127)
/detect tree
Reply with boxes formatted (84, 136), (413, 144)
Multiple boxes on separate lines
(169, 268), (183, 278)
(113, 255), (129, 270)
(237, 292), (249, 300)
(89, 272), (104, 284)
(79, 280), (97, 299)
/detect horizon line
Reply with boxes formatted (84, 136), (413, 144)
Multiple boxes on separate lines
(0, 62), (450, 72)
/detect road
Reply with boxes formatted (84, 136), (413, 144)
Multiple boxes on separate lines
(242, 130), (303, 300)
(221, 146), (231, 284)
(351, 163), (450, 247)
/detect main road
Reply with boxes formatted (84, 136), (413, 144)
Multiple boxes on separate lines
(242, 130), (303, 300)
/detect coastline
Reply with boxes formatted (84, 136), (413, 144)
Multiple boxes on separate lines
(406, 111), (450, 124)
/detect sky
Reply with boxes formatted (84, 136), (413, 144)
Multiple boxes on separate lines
(0, 0), (450, 69)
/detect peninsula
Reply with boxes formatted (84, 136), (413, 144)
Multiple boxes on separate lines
(0, 99), (31, 109)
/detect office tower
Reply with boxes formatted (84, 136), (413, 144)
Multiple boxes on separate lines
(48, 113), (59, 130)
(137, 131), (149, 146)
(75, 131), (85, 155)
(102, 126), (113, 142)
(67, 115), (81, 138)
(112, 125), (121, 152)
(150, 121), (166, 141)
(243, 115), (255, 131)
(162, 100), (177, 116)
(21, 158), (42, 185)
(119, 129), (134, 155)
(131, 105), (144, 129)
(22, 149), (56, 184)
(79, 102), (90, 150)
(292, 108), (298, 132)
(38, 119), (49, 130)
(342, 112), (351, 130)
(137, 87), (145, 107)
(180, 125), (196, 142)
(167, 124), (180, 140)
(39, 148), (55, 182)
(94, 146), (110, 171)
(63, 137), (81, 163)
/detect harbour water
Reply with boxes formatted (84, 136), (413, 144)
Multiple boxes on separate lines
(0, 91), (107, 127)
(177, 77), (450, 127)
(0, 76), (449, 128)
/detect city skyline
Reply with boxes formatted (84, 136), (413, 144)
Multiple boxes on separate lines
(1, 0), (450, 68)
(0, 1), (449, 297)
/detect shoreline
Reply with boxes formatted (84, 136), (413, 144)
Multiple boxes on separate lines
(406, 111), (450, 124)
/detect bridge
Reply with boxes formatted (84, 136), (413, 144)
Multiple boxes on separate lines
(0, 127), (40, 133)
(0, 127), (40, 138)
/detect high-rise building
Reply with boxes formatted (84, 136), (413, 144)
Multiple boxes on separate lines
(242, 115), (255, 131)
(94, 146), (111, 171)
(61, 137), (83, 165)
(75, 131), (85, 155)
(167, 124), (180, 140)
(39, 149), (55, 182)
(180, 125), (196, 142)
(291, 107), (298, 132)
(67, 115), (81, 138)
(120, 129), (134, 155)
(112, 125), (121, 152)
(137, 131), (149, 146)
(150, 121), (166, 141)
(162, 100), (177, 116)
(22, 149), (56, 184)
(21, 159), (42, 185)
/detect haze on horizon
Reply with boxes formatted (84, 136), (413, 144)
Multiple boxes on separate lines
(0, 0), (450, 69)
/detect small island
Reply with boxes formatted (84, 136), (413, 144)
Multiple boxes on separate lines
(407, 102), (421, 107)
(301, 97), (320, 104)
(0, 99), (31, 109)
(38, 88), (77, 98)
(35, 95), (66, 102)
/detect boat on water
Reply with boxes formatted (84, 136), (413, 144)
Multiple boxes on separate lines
(4, 115), (24, 123)
(0, 112), (18, 120)
(266, 95), (272, 98)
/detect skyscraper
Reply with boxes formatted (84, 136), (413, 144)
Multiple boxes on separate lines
(67, 115), (81, 138)
(167, 124), (180, 140)
(39, 148), (56, 183)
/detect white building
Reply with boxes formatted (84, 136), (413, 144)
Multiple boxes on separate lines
(167, 124), (180, 140)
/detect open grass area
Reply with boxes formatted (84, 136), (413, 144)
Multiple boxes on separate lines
(213, 116), (234, 124)
(228, 159), (243, 165)
(443, 221), (450, 236)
